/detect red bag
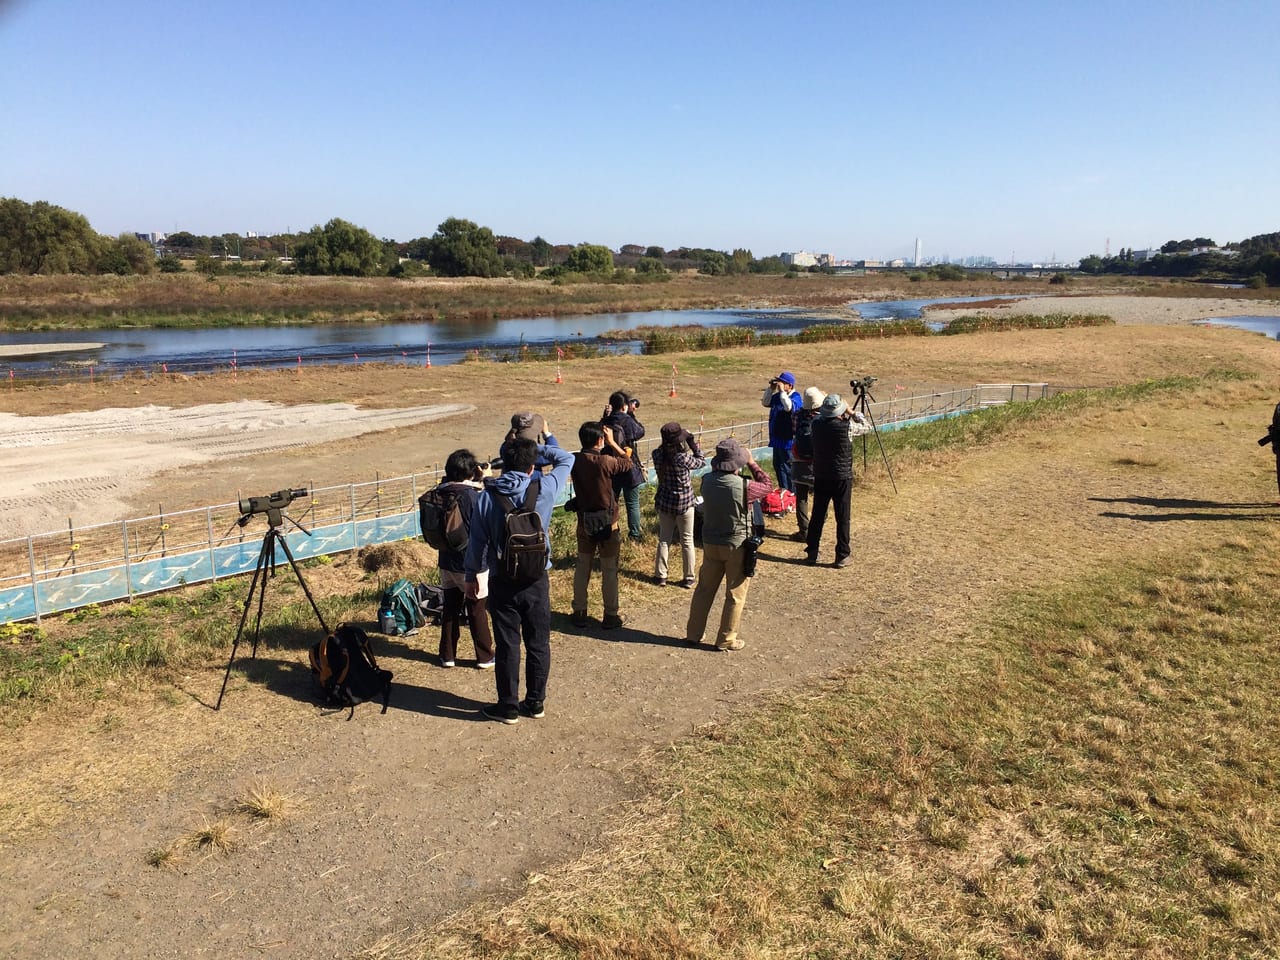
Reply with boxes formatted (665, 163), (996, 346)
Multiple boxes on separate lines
(762, 488), (797, 517)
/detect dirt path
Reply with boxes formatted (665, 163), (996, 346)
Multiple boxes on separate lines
(1, 313), (1278, 958)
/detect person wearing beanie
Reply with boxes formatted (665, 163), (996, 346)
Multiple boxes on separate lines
(760, 371), (799, 493)
(651, 421), (706, 588)
(684, 437), (772, 652)
(790, 386), (826, 541)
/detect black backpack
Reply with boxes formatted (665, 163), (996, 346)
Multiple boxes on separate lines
(309, 624), (393, 719)
(793, 410), (815, 460)
(419, 484), (469, 552)
(492, 477), (547, 584)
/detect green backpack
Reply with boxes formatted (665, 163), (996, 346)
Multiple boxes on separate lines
(377, 578), (424, 636)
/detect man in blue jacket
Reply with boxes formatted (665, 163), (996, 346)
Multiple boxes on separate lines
(466, 436), (573, 724)
(761, 370), (798, 492)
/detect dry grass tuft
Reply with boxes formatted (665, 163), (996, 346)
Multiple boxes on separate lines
(185, 817), (238, 855)
(357, 541), (433, 576)
(236, 779), (296, 822)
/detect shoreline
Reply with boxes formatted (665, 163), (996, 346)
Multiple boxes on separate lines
(0, 342), (106, 357)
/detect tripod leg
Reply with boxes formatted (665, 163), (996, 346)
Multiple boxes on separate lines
(248, 529), (275, 661)
(216, 532), (273, 710)
(276, 532), (331, 636)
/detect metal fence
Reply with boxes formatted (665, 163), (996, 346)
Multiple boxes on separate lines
(0, 384), (1055, 624)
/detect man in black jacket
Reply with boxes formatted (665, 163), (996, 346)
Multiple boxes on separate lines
(805, 393), (865, 569)
(601, 391), (646, 541)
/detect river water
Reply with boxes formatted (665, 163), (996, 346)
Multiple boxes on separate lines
(13, 294), (1257, 375)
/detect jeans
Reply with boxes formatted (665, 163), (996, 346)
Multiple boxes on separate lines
(685, 541), (752, 648)
(487, 573), (551, 708)
(771, 445), (793, 492)
(613, 477), (643, 540)
(655, 506), (696, 582)
(806, 476), (852, 562)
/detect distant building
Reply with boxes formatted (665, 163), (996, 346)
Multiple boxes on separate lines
(782, 250), (817, 268)
(134, 232), (166, 245)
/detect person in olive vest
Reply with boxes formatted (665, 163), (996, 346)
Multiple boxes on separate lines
(684, 438), (772, 652)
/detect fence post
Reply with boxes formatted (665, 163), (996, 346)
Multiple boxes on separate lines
(121, 521), (134, 602)
(349, 484), (359, 549)
(27, 536), (40, 625)
(206, 508), (218, 582)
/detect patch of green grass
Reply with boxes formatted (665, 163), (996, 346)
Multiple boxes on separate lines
(400, 535), (1280, 959)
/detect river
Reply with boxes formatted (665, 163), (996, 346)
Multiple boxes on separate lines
(0, 294), (1073, 375)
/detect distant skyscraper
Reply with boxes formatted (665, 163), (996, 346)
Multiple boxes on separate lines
(914, 238), (922, 266)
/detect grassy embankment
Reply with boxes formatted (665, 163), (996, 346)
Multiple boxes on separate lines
(384, 525), (1279, 959)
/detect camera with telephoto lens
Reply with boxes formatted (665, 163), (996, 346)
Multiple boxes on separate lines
(850, 375), (878, 394)
(239, 488), (308, 517)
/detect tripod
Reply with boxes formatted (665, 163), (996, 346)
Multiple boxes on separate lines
(215, 507), (329, 710)
(849, 379), (898, 494)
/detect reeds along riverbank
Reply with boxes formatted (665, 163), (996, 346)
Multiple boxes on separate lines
(630, 314), (1114, 354)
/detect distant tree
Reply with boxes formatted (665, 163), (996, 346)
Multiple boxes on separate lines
(635, 256), (667, 275)
(294, 218), (388, 276)
(496, 235), (532, 259)
(751, 255), (787, 274)
(1077, 255), (1104, 274)
(101, 233), (155, 275)
(698, 251), (728, 276)
(1238, 232), (1280, 258)
(619, 244), (645, 257)
(157, 254), (184, 273)
(561, 243), (614, 274)
(728, 248), (753, 275)
(644, 245), (665, 259)
(423, 217), (504, 277)
(0, 198), (105, 274)
(402, 236), (432, 261)
(165, 231), (211, 255)
(529, 235), (553, 267)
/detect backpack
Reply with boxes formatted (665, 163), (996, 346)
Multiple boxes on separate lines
(493, 476), (547, 584)
(763, 488), (797, 517)
(793, 410), (815, 461)
(415, 582), (456, 626)
(377, 578), (424, 636)
(309, 624), (393, 719)
(419, 484), (469, 552)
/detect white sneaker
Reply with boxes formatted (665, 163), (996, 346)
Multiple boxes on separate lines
(476, 659), (496, 670)
(441, 660), (455, 668)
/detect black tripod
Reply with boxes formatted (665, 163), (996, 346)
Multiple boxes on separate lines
(849, 378), (898, 494)
(216, 505), (329, 710)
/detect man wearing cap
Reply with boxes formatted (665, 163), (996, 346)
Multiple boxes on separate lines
(761, 372), (799, 493)
(652, 420), (706, 588)
(499, 412), (560, 469)
(806, 393), (868, 569)
(790, 386), (826, 542)
(684, 437), (772, 651)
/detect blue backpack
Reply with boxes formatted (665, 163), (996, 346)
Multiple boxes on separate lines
(377, 578), (424, 636)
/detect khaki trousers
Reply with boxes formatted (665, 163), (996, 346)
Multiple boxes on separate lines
(573, 526), (621, 616)
(685, 541), (751, 648)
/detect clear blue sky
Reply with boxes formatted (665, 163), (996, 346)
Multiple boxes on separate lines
(2, 0), (1276, 264)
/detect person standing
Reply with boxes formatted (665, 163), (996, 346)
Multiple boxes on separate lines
(465, 436), (573, 724)
(805, 393), (867, 569)
(790, 386), (825, 542)
(430, 449), (495, 669)
(761, 371), (799, 492)
(569, 421), (633, 629)
(1264, 400), (1280, 504)
(601, 391), (646, 541)
(652, 421), (706, 588)
(498, 411), (560, 468)
(684, 438), (772, 652)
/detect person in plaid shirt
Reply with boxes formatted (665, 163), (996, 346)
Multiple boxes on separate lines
(651, 421), (706, 587)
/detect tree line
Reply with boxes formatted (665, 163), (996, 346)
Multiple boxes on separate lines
(1078, 233), (1280, 287)
(0, 198), (806, 282)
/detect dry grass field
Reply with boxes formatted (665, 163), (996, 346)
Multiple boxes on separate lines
(1, 291), (1279, 959)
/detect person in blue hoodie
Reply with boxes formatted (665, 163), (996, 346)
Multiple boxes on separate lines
(761, 371), (798, 492)
(465, 436), (573, 724)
